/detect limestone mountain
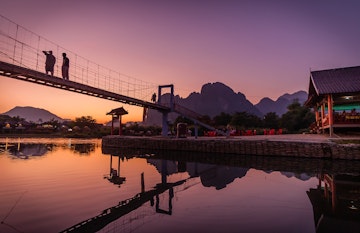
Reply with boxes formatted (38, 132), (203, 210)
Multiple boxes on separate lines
(183, 82), (262, 117)
(1, 106), (64, 123)
(255, 90), (308, 116)
(144, 82), (263, 126)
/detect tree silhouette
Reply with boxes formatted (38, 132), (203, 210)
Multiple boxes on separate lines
(263, 112), (280, 129)
(280, 101), (314, 132)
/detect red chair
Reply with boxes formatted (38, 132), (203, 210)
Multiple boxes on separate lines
(245, 130), (253, 136)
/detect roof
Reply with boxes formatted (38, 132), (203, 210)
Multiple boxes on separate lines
(310, 66), (360, 95)
(306, 66), (360, 106)
(106, 107), (128, 116)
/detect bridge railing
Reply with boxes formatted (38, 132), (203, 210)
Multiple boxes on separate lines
(0, 15), (158, 102)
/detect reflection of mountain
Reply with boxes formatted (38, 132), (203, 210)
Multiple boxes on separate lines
(187, 163), (249, 190)
(147, 159), (248, 190)
(281, 172), (312, 181)
(147, 159), (178, 175)
(7, 143), (52, 159)
(307, 173), (360, 233)
(5, 142), (96, 158)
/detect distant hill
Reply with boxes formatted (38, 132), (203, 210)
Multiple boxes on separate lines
(1, 106), (64, 123)
(144, 82), (308, 126)
(255, 91), (308, 116)
(144, 82), (262, 126)
(184, 82), (262, 117)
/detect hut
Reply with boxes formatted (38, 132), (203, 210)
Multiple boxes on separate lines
(305, 66), (360, 136)
(107, 107), (128, 135)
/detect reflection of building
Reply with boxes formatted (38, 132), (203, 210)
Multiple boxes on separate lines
(104, 155), (126, 187)
(307, 173), (360, 233)
(305, 66), (360, 136)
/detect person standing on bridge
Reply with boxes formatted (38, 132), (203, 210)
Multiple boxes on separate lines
(62, 53), (70, 80)
(42, 50), (56, 76)
(151, 93), (156, 102)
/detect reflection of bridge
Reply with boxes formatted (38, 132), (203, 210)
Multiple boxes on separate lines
(0, 15), (223, 136)
(60, 178), (187, 233)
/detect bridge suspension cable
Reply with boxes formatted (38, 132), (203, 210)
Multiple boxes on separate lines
(0, 14), (159, 102)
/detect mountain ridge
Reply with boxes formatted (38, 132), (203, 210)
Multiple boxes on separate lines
(144, 82), (307, 126)
(1, 106), (64, 123)
(1, 83), (307, 124)
(255, 90), (308, 116)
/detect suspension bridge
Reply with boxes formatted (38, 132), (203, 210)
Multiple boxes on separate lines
(0, 15), (224, 136)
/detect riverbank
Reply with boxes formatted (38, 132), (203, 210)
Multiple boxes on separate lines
(102, 134), (360, 160)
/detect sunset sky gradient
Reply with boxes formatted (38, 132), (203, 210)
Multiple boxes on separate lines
(1, 0), (360, 123)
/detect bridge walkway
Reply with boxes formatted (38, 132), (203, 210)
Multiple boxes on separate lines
(0, 61), (169, 112)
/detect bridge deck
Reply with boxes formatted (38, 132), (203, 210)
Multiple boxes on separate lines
(0, 61), (170, 112)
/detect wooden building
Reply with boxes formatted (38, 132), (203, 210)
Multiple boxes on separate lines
(305, 66), (360, 136)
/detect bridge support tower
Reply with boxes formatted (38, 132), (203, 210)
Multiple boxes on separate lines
(158, 85), (174, 137)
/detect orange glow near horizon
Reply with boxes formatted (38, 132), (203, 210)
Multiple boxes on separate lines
(0, 78), (144, 124)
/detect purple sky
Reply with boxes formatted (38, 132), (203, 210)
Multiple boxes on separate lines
(1, 0), (360, 123)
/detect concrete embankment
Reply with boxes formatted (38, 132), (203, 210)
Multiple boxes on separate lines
(102, 134), (360, 160)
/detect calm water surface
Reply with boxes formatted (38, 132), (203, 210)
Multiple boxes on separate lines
(0, 138), (359, 233)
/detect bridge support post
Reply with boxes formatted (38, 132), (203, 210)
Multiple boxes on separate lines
(194, 121), (198, 139)
(161, 112), (169, 137)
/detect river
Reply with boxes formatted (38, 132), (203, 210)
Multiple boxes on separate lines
(0, 138), (359, 233)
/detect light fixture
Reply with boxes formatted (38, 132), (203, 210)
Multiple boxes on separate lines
(349, 201), (358, 210)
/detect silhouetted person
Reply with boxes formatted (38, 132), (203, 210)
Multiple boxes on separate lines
(151, 93), (156, 102)
(42, 50), (56, 76)
(62, 53), (69, 80)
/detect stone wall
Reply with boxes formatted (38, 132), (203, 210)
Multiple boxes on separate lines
(102, 136), (360, 160)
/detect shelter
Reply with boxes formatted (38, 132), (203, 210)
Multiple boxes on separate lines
(305, 66), (360, 136)
(107, 107), (128, 135)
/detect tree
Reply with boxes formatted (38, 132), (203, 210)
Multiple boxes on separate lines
(230, 112), (262, 129)
(213, 112), (232, 127)
(174, 116), (193, 126)
(263, 112), (280, 129)
(74, 116), (98, 129)
(280, 101), (315, 133)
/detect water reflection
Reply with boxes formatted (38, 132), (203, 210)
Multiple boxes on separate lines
(61, 148), (360, 232)
(71, 143), (95, 155)
(6, 143), (53, 159)
(61, 154), (186, 233)
(307, 173), (360, 233)
(104, 155), (126, 187)
(148, 159), (249, 190)
(1, 139), (360, 233)
(98, 148), (360, 233)
(1, 139), (97, 158)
